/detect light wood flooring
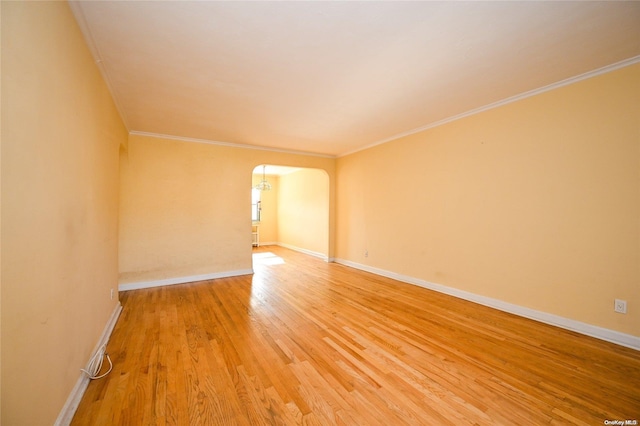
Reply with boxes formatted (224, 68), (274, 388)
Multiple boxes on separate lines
(72, 246), (640, 425)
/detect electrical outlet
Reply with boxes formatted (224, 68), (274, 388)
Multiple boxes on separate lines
(364, 250), (368, 258)
(614, 299), (627, 314)
(110, 288), (114, 300)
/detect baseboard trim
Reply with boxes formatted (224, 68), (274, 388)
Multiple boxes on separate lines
(274, 242), (330, 262)
(118, 269), (254, 292)
(54, 302), (123, 426)
(255, 241), (278, 247)
(334, 258), (640, 351)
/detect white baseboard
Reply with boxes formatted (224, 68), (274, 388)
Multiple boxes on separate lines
(334, 258), (640, 351)
(273, 242), (330, 262)
(54, 302), (123, 426)
(118, 269), (254, 291)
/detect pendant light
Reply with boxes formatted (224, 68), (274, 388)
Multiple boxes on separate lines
(253, 165), (272, 191)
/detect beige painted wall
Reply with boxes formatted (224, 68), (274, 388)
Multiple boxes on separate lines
(0, 2), (4, 418)
(252, 172), (279, 244)
(0, 2), (3, 417)
(119, 134), (335, 284)
(336, 63), (640, 336)
(278, 168), (330, 257)
(1, 2), (127, 425)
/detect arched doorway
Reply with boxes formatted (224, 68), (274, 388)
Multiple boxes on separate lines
(251, 165), (330, 261)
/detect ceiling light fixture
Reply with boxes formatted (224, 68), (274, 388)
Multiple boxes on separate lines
(254, 165), (272, 191)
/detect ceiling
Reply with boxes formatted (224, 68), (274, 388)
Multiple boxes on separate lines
(69, 1), (640, 157)
(253, 165), (300, 177)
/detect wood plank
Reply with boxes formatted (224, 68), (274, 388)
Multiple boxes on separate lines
(72, 246), (640, 425)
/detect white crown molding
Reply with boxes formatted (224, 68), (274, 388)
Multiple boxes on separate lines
(129, 131), (336, 159)
(68, 1), (131, 131)
(338, 55), (640, 158)
(118, 269), (254, 292)
(54, 302), (123, 426)
(334, 258), (640, 351)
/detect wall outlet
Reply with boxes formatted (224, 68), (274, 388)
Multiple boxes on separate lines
(614, 299), (627, 314)
(364, 250), (368, 258)
(110, 288), (114, 300)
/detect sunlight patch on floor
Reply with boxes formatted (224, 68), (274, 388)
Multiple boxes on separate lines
(252, 252), (286, 266)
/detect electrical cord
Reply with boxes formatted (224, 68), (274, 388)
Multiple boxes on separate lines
(80, 343), (113, 380)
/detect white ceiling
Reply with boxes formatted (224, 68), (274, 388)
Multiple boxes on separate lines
(253, 165), (301, 177)
(70, 1), (640, 157)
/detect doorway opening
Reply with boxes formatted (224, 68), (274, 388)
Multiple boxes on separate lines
(250, 165), (330, 262)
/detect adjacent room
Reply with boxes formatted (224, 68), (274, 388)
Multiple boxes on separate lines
(249, 165), (330, 260)
(1, 1), (639, 425)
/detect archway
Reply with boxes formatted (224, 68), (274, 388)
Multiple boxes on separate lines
(250, 165), (330, 262)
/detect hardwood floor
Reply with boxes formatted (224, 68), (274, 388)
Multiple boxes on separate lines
(72, 246), (640, 425)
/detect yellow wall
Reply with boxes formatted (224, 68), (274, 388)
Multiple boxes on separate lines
(278, 168), (330, 257)
(336, 63), (640, 336)
(0, 2), (3, 418)
(1, 2), (127, 425)
(119, 134), (335, 284)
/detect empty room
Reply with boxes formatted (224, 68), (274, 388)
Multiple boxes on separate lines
(1, 1), (639, 425)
